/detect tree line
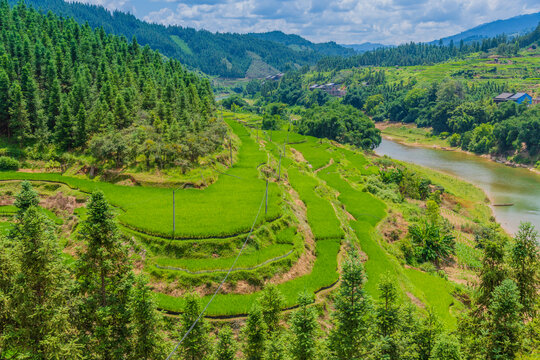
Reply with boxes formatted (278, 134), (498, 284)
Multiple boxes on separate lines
(0, 1), (225, 171)
(316, 22), (540, 71)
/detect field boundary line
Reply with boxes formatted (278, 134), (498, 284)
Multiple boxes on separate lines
(154, 249), (294, 274)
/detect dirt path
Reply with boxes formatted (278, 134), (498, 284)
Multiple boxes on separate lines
(314, 158), (334, 174)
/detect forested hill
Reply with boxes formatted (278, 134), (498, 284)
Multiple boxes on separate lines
(248, 31), (356, 57)
(432, 11), (540, 45)
(9, 0), (345, 78)
(317, 22), (540, 70)
(0, 1), (224, 170)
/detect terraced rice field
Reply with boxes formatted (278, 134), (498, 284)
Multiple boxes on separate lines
(0, 111), (467, 324)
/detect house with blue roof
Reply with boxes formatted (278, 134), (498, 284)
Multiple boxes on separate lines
(494, 92), (533, 104)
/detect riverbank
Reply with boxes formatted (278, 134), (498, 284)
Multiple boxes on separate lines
(376, 122), (540, 176)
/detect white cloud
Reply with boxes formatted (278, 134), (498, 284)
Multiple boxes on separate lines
(74, 0), (540, 44)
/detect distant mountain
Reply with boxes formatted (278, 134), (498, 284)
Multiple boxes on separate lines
(11, 0), (332, 78)
(248, 31), (355, 57)
(432, 12), (540, 45)
(341, 42), (394, 53)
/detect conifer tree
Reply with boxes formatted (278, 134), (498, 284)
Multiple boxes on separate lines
(0, 69), (10, 135)
(128, 275), (165, 360)
(259, 284), (285, 334)
(416, 309), (442, 360)
(13, 180), (39, 219)
(179, 293), (211, 360)
(8, 206), (81, 358)
(373, 274), (400, 360)
(243, 303), (266, 360)
(477, 235), (507, 308)
(509, 222), (539, 318)
(264, 333), (287, 360)
(486, 279), (523, 359)
(74, 191), (134, 359)
(55, 100), (74, 150)
(290, 292), (318, 360)
(431, 334), (461, 360)
(329, 250), (372, 359)
(215, 325), (237, 360)
(8, 80), (30, 141)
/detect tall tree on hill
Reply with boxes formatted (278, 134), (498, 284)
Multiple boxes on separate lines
(8, 205), (81, 358)
(329, 250), (373, 359)
(509, 222), (539, 318)
(13, 180), (39, 219)
(0, 69), (10, 136)
(179, 293), (211, 360)
(290, 291), (319, 360)
(74, 191), (134, 359)
(8, 80), (30, 142)
(486, 279), (523, 359)
(259, 284), (285, 334)
(214, 325), (237, 360)
(373, 274), (401, 359)
(477, 235), (508, 308)
(243, 303), (267, 360)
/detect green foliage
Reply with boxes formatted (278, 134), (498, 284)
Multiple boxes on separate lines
(298, 102), (381, 150)
(179, 294), (211, 360)
(74, 191), (134, 358)
(13, 180), (39, 219)
(0, 156), (18, 170)
(0, 2), (221, 170)
(509, 222), (539, 318)
(243, 303), (267, 360)
(290, 292), (319, 360)
(215, 326), (237, 360)
(259, 284), (285, 334)
(329, 250), (372, 359)
(4, 206), (81, 358)
(431, 334), (462, 360)
(408, 221), (455, 265)
(486, 279), (523, 359)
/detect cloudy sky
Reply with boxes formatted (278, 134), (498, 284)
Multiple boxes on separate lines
(76, 0), (540, 44)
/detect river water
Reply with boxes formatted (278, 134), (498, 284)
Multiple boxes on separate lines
(375, 139), (540, 236)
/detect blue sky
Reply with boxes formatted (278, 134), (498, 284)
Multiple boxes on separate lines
(75, 0), (540, 44)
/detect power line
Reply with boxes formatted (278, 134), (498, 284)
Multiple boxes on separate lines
(165, 190), (267, 360)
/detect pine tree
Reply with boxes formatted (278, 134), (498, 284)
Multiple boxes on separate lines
(259, 284), (285, 334)
(264, 332), (287, 360)
(373, 274), (400, 360)
(215, 325), (237, 360)
(128, 275), (165, 360)
(8, 80), (30, 141)
(0, 235), (16, 352)
(243, 303), (266, 360)
(55, 100), (74, 151)
(74, 191), (134, 359)
(509, 222), (539, 318)
(290, 292), (318, 360)
(46, 77), (61, 131)
(329, 250), (372, 359)
(486, 279), (523, 359)
(416, 309), (442, 360)
(20, 64), (39, 132)
(431, 334), (461, 360)
(75, 106), (87, 147)
(8, 206), (81, 358)
(0, 69), (10, 136)
(179, 293), (211, 360)
(477, 235), (507, 308)
(114, 94), (129, 129)
(13, 180), (39, 219)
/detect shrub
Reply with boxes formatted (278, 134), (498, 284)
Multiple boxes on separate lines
(0, 156), (19, 171)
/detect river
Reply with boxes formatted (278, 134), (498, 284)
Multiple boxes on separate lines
(375, 138), (540, 236)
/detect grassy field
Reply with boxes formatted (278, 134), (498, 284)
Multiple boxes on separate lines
(0, 118), (282, 239)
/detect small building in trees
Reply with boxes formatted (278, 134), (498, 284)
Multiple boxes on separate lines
(308, 83), (346, 97)
(493, 92), (533, 104)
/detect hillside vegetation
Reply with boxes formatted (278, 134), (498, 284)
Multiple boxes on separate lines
(9, 0), (354, 78)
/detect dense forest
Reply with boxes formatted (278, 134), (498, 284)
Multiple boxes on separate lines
(317, 22), (540, 70)
(0, 1), (225, 171)
(7, 0), (353, 78)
